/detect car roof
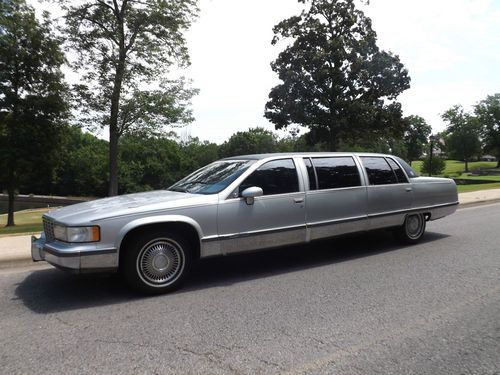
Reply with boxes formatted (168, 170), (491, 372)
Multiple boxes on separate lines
(222, 152), (394, 161)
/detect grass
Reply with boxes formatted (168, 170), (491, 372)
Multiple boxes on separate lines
(410, 160), (498, 177)
(409, 159), (500, 194)
(0, 208), (48, 236)
(457, 183), (500, 193)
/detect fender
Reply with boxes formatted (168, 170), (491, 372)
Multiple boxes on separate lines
(114, 215), (204, 254)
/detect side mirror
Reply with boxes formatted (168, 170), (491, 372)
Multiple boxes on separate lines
(241, 186), (263, 205)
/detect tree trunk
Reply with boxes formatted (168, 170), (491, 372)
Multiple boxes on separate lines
(108, 55), (126, 196)
(328, 126), (337, 152)
(6, 187), (15, 227)
(464, 158), (469, 173)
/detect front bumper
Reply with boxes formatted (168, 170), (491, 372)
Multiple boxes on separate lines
(31, 235), (118, 272)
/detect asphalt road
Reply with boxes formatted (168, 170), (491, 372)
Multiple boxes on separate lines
(1, 203), (499, 374)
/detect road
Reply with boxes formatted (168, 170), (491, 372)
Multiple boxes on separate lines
(1, 203), (499, 374)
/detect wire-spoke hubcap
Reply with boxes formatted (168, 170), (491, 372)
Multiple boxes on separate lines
(137, 238), (185, 287)
(406, 214), (424, 239)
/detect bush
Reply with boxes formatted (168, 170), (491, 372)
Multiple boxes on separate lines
(420, 156), (446, 176)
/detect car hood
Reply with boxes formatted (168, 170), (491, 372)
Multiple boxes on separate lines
(44, 190), (215, 225)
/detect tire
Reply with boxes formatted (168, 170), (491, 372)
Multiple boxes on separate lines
(395, 213), (426, 244)
(121, 230), (192, 294)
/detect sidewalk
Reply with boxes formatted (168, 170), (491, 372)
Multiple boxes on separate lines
(1, 189), (500, 269)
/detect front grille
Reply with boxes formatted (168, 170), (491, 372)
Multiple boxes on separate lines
(43, 218), (55, 242)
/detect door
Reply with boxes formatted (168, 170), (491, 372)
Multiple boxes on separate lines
(303, 156), (368, 240)
(217, 158), (306, 254)
(360, 156), (413, 230)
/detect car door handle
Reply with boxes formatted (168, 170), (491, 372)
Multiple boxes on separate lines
(405, 187), (413, 192)
(293, 197), (304, 203)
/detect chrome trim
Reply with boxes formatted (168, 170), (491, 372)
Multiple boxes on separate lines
(367, 201), (459, 219)
(308, 214), (367, 228)
(202, 223), (307, 242)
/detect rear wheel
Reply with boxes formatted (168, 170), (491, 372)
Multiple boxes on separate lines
(395, 213), (426, 244)
(122, 231), (192, 294)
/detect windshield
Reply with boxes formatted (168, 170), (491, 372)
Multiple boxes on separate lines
(168, 159), (256, 194)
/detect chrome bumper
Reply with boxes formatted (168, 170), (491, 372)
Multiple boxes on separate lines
(31, 235), (118, 272)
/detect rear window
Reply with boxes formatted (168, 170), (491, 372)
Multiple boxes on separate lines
(361, 157), (398, 185)
(394, 156), (419, 178)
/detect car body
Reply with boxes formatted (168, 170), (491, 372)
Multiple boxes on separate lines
(32, 153), (458, 293)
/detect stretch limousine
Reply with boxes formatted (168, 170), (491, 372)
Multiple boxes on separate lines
(32, 153), (458, 293)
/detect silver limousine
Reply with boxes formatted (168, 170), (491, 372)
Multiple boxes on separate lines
(32, 153), (458, 293)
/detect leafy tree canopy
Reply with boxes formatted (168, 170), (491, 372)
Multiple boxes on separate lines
(475, 93), (500, 167)
(57, 0), (199, 195)
(219, 127), (278, 157)
(403, 115), (432, 164)
(265, 0), (410, 151)
(0, 0), (68, 225)
(442, 105), (481, 172)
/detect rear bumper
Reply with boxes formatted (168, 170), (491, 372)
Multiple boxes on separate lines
(31, 235), (118, 272)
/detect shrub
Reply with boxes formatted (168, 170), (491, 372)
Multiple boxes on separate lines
(420, 156), (446, 176)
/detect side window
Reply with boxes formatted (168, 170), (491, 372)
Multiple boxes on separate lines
(239, 159), (299, 196)
(386, 158), (408, 183)
(312, 157), (361, 189)
(303, 158), (317, 190)
(361, 157), (398, 185)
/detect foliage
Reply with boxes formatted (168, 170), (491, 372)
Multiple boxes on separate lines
(403, 115), (432, 164)
(52, 125), (108, 197)
(442, 105), (481, 172)
(0, 0), (68, 226)
(420, 156), (446, 176)
(475, 93), (500, 167)
(58, 0), (199, 195)
(264, 0), (410, 150)
(219, 127), (278, 157)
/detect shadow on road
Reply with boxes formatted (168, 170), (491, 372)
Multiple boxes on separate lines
(15, 230), (449, 314)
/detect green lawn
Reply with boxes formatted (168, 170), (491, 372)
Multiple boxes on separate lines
(409, 159), (500, 194)
(411, 160), (498, 177)
(0, 208), (48, 236)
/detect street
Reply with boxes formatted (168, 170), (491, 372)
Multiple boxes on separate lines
(1, 203), (499, 374)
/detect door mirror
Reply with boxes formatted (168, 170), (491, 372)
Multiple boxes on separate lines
(241, 186), (263, 205)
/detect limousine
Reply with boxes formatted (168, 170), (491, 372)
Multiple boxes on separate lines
(32, 153), (458, 293)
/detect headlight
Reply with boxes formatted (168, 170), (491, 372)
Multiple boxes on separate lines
(53, 224), (100, 243)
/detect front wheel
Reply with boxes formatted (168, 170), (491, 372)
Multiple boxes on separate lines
(122, 231), (192, 294)
(395, 213), (426, 244)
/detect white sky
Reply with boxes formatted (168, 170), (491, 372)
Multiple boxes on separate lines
(182, 0), (500, 143)
(31, 0), (500, 144)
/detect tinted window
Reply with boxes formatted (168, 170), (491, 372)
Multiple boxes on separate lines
(386, 158), (408, 183)
(361, 157), (398, 185)
(394, 156), (419, 178)
(303, 158), (317, 190)
(240, 159), (299, 196)
(312, 157), (361, 189)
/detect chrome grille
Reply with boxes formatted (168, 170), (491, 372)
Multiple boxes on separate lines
(43, 219), (55, 242)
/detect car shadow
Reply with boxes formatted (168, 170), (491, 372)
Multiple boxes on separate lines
(15, 230), (449, 314)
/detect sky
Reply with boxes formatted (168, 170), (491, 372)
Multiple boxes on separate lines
(181, 0), (500, 144)
(31, 0), (500, 144)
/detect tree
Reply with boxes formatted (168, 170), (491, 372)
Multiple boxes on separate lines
(420, 155), (446, 176)
(442, 105), (481, 173)
(219, 127), (278, 157)
(265, 0), (410, 151)
(0, 0), (68, 226)
(403, 115), (432, 164)
(475, 93), (500, 168)
(58, 0), (199, 196)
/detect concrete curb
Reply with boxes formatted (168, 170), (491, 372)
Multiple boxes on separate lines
(1, 192), (500, 270)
